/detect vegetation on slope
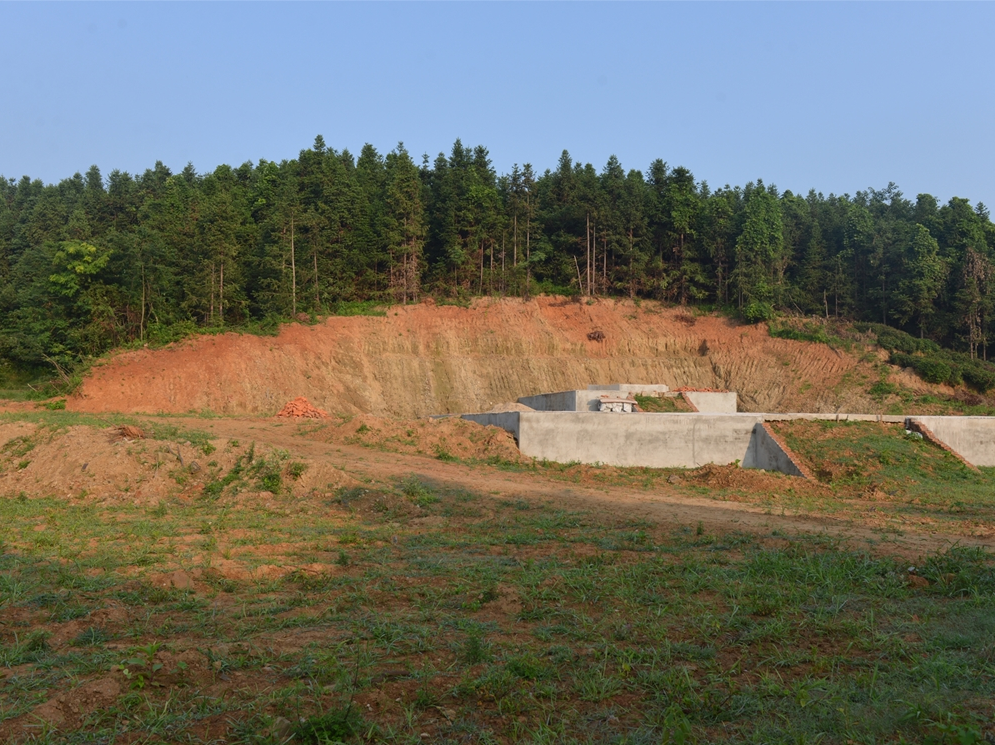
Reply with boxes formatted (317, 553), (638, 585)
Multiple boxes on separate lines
(2, 137), (994, 392)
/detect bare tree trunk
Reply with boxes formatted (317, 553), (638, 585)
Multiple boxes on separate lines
(219, 260), (224, 326)
(585, 213), (590, 296)
(501, 233), (506, 296)
(140, 264), (146, 341)
(489, 238), (494, 295)
(313, 248), (319, 311)
(525, 215), (531, 300)
(290, 216), (297, 316)
(513, 214), (518, 268)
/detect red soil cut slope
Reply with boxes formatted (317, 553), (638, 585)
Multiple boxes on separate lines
(69, 297), (941, 417)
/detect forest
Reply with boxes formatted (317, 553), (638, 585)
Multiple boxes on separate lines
(2, 135), (994, 381)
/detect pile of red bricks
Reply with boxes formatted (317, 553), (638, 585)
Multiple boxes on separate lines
(276, 397), (327, 419)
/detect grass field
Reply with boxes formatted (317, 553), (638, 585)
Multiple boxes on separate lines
(2, 463), (994, 744)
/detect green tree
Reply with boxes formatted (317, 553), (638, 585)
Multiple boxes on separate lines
(894, 225), (946, 337)
(733, 182), (784, 320)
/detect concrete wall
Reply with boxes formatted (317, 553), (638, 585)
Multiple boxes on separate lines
(462, 411), (521, 442)
(762, 413), (906, 423)
(519, 390), (604, 412)
(464, 411), (775, 470)
(588, 384), (670, 395)
(683, 391), (738, 413)
(744, 423), (806, 477)
(907, 416), (995, 467)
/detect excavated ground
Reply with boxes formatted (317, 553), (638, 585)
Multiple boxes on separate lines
(68, 297), (954, 418)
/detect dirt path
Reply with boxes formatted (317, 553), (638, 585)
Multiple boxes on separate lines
(166, 416), (990, 559)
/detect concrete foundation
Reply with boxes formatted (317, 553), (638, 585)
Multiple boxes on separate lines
(520, 385), (737, 413)
(466, 389), (995, 474)
(463, 411), (810, 474)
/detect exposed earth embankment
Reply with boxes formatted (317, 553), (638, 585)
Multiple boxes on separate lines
(70, 297), (939, 417)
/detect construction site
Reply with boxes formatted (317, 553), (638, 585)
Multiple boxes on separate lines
(1, 298), (993, 744)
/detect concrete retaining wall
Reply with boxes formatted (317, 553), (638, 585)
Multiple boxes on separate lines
(907, 416), (995, 467)
(518, 390), (605, 412)
(588, 384), (670, 395)
(461, 408), (995, 474)
(745, 423), (808, 477)
(462, 411), (522, 442)
(462, 411), (801, 471)
(683, 391), (738, 413)
(517, 412), (762, 468)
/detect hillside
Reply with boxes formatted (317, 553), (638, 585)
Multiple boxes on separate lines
(69, 297), (968, 417)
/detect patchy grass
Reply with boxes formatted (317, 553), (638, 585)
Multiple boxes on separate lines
(0, 410), (215, 448)
(770, 419), (995, 533)
(633, 394), (693, 413)
(1, 475), (993, 744)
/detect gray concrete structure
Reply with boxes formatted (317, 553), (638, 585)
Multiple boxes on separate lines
(588, 384), (670, 395)
(463, 411), (809, 473)
(518, 390), (606, 412)
(467, 384), (995, 475)
(520, 385), (738, 414)
(682, 391), (738, 413)
(907, 416), (995, 467)
(746, 424), (807, 477)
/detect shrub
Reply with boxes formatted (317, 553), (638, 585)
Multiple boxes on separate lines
(742, 300), (775, 324)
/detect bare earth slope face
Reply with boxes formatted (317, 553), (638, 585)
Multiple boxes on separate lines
(70, 297), (936, 417)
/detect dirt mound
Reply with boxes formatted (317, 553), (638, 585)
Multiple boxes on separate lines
(301, 414), (527, 463)
(488, 402), (535, 413)
(69, 297), (956, 418)
(0, 423), (356, 506)
(277, 396), (327, 418)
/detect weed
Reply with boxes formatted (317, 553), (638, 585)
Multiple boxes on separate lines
(398, 476), (440, 507)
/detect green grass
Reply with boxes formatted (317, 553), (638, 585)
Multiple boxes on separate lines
(0, 410), (215, 448)
(776, 420), (995, 501)
(1, 474), (993, 744)
(633, 394), (691, 413)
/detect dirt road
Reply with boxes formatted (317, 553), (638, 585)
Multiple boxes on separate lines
(171, 416), (989, 559)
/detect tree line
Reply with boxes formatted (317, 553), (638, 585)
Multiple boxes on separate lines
(2, 135), (994, 373)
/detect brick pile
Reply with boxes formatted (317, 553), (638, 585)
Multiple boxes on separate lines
(276, 397), (327, 419)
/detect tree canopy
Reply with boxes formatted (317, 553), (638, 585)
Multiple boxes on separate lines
(2, 139), (994, 372)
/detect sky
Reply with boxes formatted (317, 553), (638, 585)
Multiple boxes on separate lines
(2, 2), (993, 208)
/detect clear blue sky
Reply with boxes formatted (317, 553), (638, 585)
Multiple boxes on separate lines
(2, 2), (993, 207)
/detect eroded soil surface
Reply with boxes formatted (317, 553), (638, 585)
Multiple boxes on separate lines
(67, 298), (964, 418)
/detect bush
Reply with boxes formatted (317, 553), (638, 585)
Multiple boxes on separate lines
(742, 301), (775, 324)
(962, 362), (995, 393)
(145, 321), (198, 347)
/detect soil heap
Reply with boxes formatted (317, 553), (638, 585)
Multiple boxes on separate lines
(276, 397), (327, 418)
